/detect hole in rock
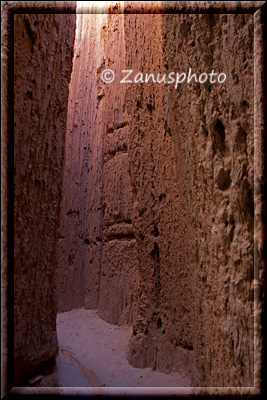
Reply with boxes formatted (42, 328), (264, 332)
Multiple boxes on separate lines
(214, 118), (228, 156)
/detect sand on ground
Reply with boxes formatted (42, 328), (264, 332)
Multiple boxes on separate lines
(56, 308), (192, 394)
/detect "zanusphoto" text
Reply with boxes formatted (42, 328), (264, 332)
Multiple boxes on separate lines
(120, 68), (226, 88)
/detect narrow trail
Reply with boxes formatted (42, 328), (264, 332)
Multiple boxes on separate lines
(56, 308), (191, 389)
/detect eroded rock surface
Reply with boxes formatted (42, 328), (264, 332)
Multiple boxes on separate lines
(58, 11), (107, 312)
(159, 10), (255, 386)
(13, 10), (75, 384)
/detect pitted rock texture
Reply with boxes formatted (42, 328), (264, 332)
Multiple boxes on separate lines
(123, 11), (197, 379)
(159, 10), (255, 387)
(58, 7), (139, 326)
(124, 9), (255, 386)
(98, 12), (139, 326)
(13, 11), (75, 384)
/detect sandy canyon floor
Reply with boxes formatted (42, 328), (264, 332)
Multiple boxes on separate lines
(56, 308), (192, 395)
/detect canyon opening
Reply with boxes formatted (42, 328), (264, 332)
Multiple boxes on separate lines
(2, 0), (264, 397)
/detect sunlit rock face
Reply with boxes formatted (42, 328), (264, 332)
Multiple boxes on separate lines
(58, 4), (140, 325)
(13, 9), (76, 384)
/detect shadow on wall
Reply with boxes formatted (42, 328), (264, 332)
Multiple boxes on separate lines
(11, 7), (76, 387)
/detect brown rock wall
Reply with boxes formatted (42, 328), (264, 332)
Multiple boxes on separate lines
(123, 12), (197, 378)
(97, 11), (138, 325)
(58, 12), (107, 311)
(159, 9), (255, 386)
(58, 9), (139, 326)
(13, 10), (75, 384)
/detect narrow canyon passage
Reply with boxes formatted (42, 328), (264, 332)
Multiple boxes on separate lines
(55, 2), (256, 389)
(8, 1), (262, 395)
(56, 5), (198, 386)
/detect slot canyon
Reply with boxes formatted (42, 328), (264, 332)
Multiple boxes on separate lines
(1, 0), (265, 396)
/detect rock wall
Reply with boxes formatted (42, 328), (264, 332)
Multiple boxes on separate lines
(124, 6), (256, 387)
(57, 7), (107, 312)
(97, 10), (139, 326)
(56, 1), (260, 388)
(58, 3), (139, 325)
(13, 9), (75, 384)
(159, 10), (255, 386)
(123, 11), (197, 377)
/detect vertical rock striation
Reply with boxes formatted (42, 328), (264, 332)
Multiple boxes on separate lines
(58, 4), (139, 325)
(123, 9), (197, 378)
(13, 10), (75, 384)
(98, 10), (139, 326)
(57, 8), (108, 311)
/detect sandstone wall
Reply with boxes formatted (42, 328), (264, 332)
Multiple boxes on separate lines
(58, 4), (139, 325)
(57, 8), (107, 312)
(97, 10), (139, 326)
(13, 10), (75, 384)
(123, 7), (256, 387)
(123, 10), (197, 378)
(160, 9), (255, 386)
